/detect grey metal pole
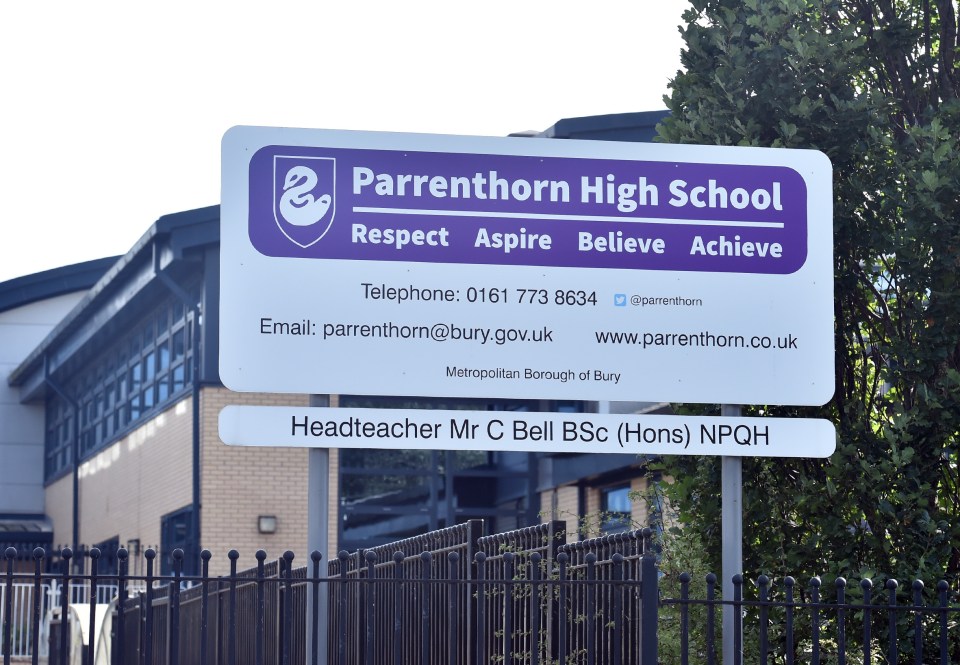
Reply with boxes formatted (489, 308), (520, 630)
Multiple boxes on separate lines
(721, 404), (743, 665)
(306, 395), (330, 665)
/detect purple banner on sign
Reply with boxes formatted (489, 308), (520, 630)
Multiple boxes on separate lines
(248, 145), (808, 274)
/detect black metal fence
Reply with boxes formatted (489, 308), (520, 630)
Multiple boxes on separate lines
(4, 524), (960, 665)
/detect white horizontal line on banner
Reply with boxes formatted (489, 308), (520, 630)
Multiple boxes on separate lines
(352, 206), (785, 228)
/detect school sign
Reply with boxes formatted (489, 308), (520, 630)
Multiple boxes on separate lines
(220, 127), (834, 407)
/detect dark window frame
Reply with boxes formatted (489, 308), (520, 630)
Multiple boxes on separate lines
(337, 396), (585, 550)
(44, 285), (199, 481)
(600, 484), (632, 535)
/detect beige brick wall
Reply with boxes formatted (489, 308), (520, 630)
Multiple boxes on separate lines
(45, 390), (342, 576)
(200, 387), (330, 574)
(540, 485), (580, 544)
(45, 398), (194, 557)
(585, 485), (602, 518)
(328, 449), (339, 554)
(630, 476), (651, 527)
(541, 474), (654, 542)
(45, 473), (73, 551)
(80, 398), (193, 550)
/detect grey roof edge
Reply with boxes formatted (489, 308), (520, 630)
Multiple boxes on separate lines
(8, 204), (220, 387)
(540, 110), (670, 140)
(0, 257), (120, 315)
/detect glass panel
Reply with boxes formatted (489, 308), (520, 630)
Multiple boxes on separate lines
(157, 379), (169, 402)
(172, 365), (185, 392)
(158, 341), (170, 370)
(172, 329), (185, 359)
(601, 485), (632, 534)
(603, 486), (632, 513)
(144, 352), (156, 381)
(157, 305), (169, 331)
(341, 511), (431, 549)
(341, 448), (432, 471)
(341, 470), (432, 503)
(142, 387), (155, 410)
(453, 450), (489, 470)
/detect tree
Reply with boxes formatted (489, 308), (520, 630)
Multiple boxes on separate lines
(656, 0), (960, 599)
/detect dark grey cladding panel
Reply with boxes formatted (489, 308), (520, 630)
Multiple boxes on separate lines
(541, 110), (670, 143)
(537, 452), (647, 490)
(0, 257), (118, 315)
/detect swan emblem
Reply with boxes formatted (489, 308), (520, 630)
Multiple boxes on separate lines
(279, 165), (332, 227)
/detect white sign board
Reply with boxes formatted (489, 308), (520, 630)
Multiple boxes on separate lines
(220, 127), (834, 406)
(219, 406), (837, 458)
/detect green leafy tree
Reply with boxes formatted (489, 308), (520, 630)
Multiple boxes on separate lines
(656, 0), (960, 611)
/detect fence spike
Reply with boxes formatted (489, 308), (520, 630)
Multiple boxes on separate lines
(31, 548), (45, 665)
(3, 547), (15, 665)
(227, 549), (239, 665)
(938, 580), (949, 664)
(706, 573), (717, 665)
(784, 576), (796, 665)
(836, 577), (848, 665)
(758, 575), (770, 665)
(912, 580), (924, 665)
(679, 572), (691, 665)
(310, 551), (322, 665)
(87, 548), (100, 665)
(145, 548), (156, 665)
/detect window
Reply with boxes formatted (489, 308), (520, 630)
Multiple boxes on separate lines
(337, 396), (586, 550)
(161, 505), (197, 576)
(601, 485), (632, 534)
(92, 536), (120, 576)
(44, 286), (199, 480)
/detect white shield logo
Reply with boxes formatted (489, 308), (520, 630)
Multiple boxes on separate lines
(273, 156), (336, 248)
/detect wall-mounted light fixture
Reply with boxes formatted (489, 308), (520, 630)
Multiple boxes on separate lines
(257, 515), (278, 534)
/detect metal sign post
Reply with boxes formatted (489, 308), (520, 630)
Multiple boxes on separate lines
(721, 404), (743, 665)
(305, 395), (330, 665)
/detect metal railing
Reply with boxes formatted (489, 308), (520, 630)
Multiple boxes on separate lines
(5, 527), (960, 665)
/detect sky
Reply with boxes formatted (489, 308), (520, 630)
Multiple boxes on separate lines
(0, 1), (688, 284)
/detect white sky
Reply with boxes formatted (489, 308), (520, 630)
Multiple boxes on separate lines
(0, 1), (687, 284)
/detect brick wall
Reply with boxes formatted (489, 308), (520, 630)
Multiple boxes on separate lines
(630, 476), (651, 527)
(328, 448), (339, 554)
(200, 387), (318, 574)
(45, 397), (194, 556)
(540, 485), (580, 544)
(541, 475), (655, 543)
(44, 473), (73, 550)
(80, 398), (193, 550)
(45, 390), (344, 576)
